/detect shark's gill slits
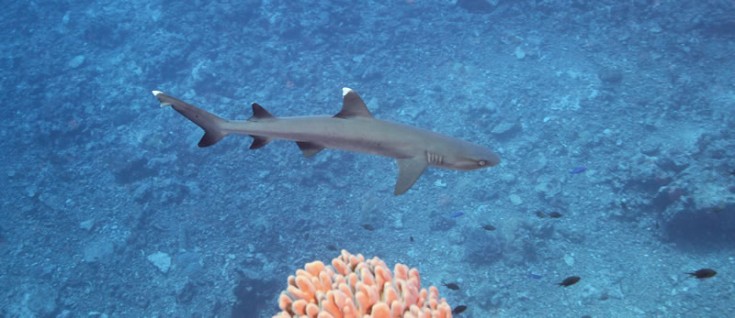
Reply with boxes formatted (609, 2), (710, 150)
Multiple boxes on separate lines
(426, 151), (444, 165)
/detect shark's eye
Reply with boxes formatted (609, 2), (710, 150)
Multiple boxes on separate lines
(478, 160), (487, 166)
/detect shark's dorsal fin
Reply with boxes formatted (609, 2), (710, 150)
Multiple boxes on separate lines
(395, 157), (428, 195)
(335, 87), (373, 119)
(296, 141), (325, 157)
(250, 103), (274, 120)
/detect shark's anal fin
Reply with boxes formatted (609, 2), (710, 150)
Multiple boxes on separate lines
(296, 141), (325, 157)
(395, 157), (428, 195)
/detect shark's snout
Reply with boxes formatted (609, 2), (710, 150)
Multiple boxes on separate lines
(485, 151), (501, 167)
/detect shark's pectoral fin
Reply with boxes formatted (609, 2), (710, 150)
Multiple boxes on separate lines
(296, 141), (325, 157)
(395, 157), (428, 195)
(249, 135), (271, 149)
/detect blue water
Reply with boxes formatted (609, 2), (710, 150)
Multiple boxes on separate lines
(2, 1), (734, 317)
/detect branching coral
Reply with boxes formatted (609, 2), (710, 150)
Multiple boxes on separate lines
(274, 250), (453, 318)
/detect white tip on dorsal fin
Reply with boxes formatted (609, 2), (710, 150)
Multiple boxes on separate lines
(335, 87), (373, 119)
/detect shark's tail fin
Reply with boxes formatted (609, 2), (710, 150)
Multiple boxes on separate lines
(152, 90), (228, 147)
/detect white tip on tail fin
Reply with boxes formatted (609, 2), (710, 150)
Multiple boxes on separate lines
(342, 87), (353, 96)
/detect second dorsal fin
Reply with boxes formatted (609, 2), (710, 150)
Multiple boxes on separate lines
(334, 87), (373, 119)
(250, 103), (274, 120)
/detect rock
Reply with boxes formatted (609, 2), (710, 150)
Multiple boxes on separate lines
(6, 283), (58, 317)
(514, 46), (526, 59)
(147, 251), (172, 273)
(79, 219), (95, 231)
(491, 121), (520, 138)
(68, 55), (85, 69)
(509, 194), (523, 205)
(640, 143), (660, 156)
(656, 154), (690, 172)
(499, 173), (517, 183)
(598, 68), (623, 84)
(176, 251), (203, 277)
(564, 253), (575, 266)
(83, 241), (113, 263)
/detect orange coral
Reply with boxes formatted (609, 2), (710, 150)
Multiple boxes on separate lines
(274, 250), (453, 318)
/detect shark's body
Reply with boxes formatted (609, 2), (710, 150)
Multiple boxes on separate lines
(153, 88), (500, 194)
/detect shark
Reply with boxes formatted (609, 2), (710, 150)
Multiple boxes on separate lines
(152, 88), (500, 195)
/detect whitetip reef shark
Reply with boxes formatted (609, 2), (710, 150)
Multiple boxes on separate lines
(152, 88), (500, 195)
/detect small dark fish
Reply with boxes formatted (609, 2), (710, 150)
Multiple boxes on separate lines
(535, 210), (547, 218)
(361, 224), (375, 231)
(409, 236), (414, 242)
(570, 166), (587, 174)
(482, 224), (496, 231)
(452, 305), (467, 314)
(443, 282), (460, 290)
(547, 211), (563, 218)
(326, 244), (338, 251)
(687, 268), (717, 279)
(450, 211), (465, 218)
(558, 276), (581, 287)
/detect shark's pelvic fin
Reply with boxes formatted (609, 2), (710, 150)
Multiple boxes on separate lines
(296, 141), (325, 157)
(395, 157), (428, 195)
(334, 87), (373, 119)
(249, 136), (271, 149)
